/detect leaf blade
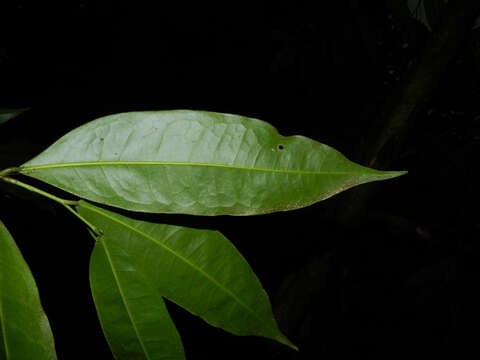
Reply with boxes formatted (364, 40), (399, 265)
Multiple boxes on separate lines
(89, 234), (185, 360)
(21, 110), (406, 215)
(0, 219), (57, 360)
(78, 201), (296, 350)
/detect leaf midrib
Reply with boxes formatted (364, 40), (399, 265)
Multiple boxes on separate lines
(82, 203), (267, 330)
(100, 241), (153, 360)
(21, 161), (370, 176)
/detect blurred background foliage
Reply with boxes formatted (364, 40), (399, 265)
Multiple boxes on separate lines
(1, 1), (480, 359)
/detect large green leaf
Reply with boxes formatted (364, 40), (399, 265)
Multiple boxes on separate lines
(78, 200), (296, 351)
(0, 219), (57, 360)
(90, 230), (185, 360)
(21, 110), (405, 215)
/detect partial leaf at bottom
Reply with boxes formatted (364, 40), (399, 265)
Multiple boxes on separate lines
(0, 219), (57, 360)
(78, 200), (296, 351)
(90, 234), (185, 360)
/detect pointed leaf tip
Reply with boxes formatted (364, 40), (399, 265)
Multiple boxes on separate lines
(372, 169), (408, 180)
(276, 333), (299, 351)
(78, 201), (295, 352)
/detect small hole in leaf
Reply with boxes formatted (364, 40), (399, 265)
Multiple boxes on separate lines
(277, 144), (285, 151)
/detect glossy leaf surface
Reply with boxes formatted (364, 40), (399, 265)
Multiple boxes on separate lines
(78, 201), (296, 350)
(0, 220), (57, 360)
(21, 111), (405, 215)
(89, 231), (185, 360)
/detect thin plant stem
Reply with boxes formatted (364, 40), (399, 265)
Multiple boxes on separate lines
(0, 167), (20, 177)
(61, 202), (102, 237)
(0, 175), (77, 205)
(0, 175), (101, 236)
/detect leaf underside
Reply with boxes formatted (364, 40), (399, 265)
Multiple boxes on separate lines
(21, 110), (405, 215)
(0, 220), (57, 360)
(80, 200), (296, 359)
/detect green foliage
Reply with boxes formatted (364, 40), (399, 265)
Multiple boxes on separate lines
(0, 220), (57, 360)
(0, 111), (405, 359)
(20, 111), (404, 215)
(83, 200), (293, 359)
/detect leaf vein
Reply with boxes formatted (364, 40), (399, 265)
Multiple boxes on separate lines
(101, 242), (153, 360)
(21, 161), (375, 176)
(83, 203), (265, 327)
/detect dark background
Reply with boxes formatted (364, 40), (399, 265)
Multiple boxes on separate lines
(1, 1), (479, 359)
